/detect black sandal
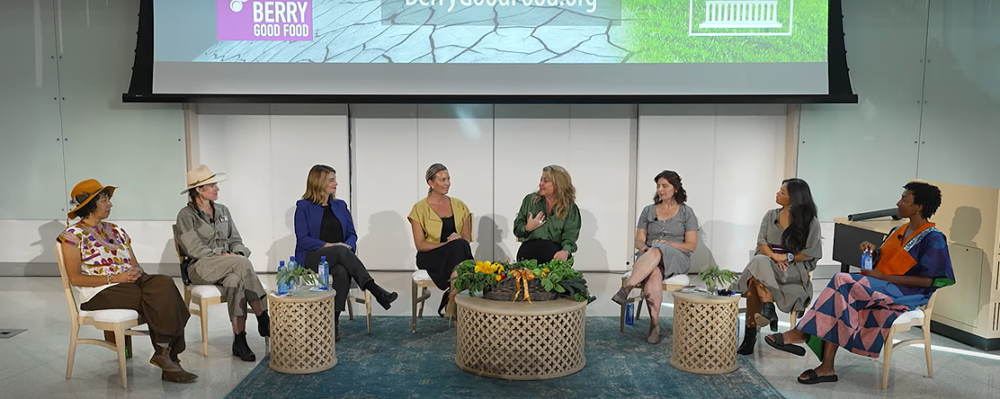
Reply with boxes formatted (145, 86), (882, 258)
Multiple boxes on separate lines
(765, 333), (806, 357)
(797, 369), (838, 384)
(438, 288), (451, 318)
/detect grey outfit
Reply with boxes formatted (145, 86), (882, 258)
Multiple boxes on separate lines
(636, 204), (699, 278)
(735, 208), (822, 314)
(176, 202), (267, 318)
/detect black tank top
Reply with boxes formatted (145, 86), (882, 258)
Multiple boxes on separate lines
(439, 216), (456, 243)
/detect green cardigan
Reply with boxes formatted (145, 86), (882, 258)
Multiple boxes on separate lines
(513, 193), (581, 254)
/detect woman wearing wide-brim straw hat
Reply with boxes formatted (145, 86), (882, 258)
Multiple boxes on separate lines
(174, 165), (270, 362)
(58, 179), (197, 383)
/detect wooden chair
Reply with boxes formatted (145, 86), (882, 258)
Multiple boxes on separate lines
(881, 290), (941, 389)
(56, 243), (148, 389)
(345, 280), (372, 333)
(412, 213), (472, 332)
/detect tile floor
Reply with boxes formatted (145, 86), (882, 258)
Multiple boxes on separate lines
(1, 270), (999, 399)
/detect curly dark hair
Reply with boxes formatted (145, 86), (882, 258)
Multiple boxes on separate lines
(904, 182), (942, 219)
(73, 190), (111, 219)
(652, 170), (687, 204)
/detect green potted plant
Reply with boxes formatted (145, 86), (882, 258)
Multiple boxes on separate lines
(276, 263), (325, 294)
(698, 266), (738, 295)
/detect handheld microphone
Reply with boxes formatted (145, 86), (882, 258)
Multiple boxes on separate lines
(847, 208), (901, 222)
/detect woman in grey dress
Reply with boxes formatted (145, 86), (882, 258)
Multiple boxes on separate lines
(612, 171), (698, 344)
(736, 178), (821, 355)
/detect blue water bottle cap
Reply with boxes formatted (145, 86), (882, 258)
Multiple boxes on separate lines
(321, 256), (326, 261)
(279, 261), (285, 266)
(289, 256), (295, 262)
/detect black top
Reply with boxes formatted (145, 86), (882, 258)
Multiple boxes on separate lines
(319, 204), (345, 244)
(439, 216), (457, 243)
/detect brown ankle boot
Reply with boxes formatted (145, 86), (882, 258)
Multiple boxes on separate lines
(150, 346), (182, 372)
(161, 368), (199, 383)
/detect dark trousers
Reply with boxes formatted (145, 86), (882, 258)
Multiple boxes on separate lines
(516, 240), (566, 263)
(305, 245), (374, 312)
(81, 274), (190, 354)
(416, 239), (473, 291)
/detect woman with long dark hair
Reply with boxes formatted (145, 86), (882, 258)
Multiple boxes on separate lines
(736, 178), (822, 355)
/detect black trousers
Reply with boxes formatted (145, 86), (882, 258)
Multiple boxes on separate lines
(304, 245), (374, 312)
(516, 240), (566, 263)
(416, 239), (473, 291)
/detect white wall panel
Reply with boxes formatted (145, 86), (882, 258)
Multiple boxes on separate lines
(352, 104), (420, 270)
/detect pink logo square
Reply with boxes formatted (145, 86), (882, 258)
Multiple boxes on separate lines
(217, 0), (313, 41)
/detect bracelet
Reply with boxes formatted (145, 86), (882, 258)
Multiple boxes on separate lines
(106, 274), (113, 284)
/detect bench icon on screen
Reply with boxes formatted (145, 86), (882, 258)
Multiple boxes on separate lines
(689, 0), (793, 37)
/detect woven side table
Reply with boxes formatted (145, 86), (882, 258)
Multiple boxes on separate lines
(670, 291), (740, 375)
(455, 295), (586, 380)
(268, 290), (337, 374)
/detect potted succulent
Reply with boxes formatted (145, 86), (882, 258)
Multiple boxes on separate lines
(698, 266), (738, 295)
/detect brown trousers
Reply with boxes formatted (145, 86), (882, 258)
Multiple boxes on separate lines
(81, 274), (190, 354)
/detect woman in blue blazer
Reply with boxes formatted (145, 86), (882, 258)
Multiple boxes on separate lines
(294, 165), (397, 341)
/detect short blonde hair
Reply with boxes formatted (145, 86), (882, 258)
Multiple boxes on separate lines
(302, 164), (336, 204)
(425, 163), (448, 195)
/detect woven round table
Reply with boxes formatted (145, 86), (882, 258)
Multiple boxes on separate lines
(454, 295), (586, 380)
(670, 291), (740, 374)
(268, 290), (337, 374)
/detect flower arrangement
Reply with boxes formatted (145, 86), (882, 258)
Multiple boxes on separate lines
(452, 258), (595, 303)
(277, 263), (325, 293)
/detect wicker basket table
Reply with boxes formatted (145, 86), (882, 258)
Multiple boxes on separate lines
(268, 290), (337, 374)
(455, 295), (586, 380)
(670, 291), (740, 374)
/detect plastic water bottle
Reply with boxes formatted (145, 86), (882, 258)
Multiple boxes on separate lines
(277, 261), (288, 295)
(318, 256), (329, 290)
(861, 248), (873, 271)
(625, 302), (634, 325)
(287, 256), (298, 292)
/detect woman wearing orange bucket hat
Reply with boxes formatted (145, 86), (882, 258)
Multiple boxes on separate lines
(57, 179), (197, 383)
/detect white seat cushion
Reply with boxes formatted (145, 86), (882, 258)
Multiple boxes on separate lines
(80, 309), (140, 323)
(412, 269), (432, 282)
(189, 284), (224, 298)
(621, 271), (690, 286)
(894, 309), (925, 325)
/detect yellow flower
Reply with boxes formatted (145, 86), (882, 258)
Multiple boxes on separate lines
(495, 274), (502, 281)
(497, 265), (505, 273)
(543, 268), (550, 273)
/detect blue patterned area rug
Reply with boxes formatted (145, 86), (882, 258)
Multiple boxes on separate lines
(227, 316), (783, 399)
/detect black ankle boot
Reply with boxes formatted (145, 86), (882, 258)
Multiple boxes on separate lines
(257, 311), (270, 338)
(755, 302), (779, 332)
(438, 288), (451, 317)
(334, 311), (341, 342)
(232, 332), (256, 362)
(738, 325), (757, 355)
(365, 281), (398, 310)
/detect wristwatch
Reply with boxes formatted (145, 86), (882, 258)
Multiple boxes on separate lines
(786, 253), (794, 263)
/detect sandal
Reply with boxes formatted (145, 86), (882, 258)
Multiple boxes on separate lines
(797, 369), (838, 385)
(764, 333), (806, 357)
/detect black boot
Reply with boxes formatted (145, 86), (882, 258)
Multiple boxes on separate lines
(438, 288), (451, 317)
(257, 310), (270, 338)
(738, 325), (757, 355)
(232, 332), (256, 362)
(755, 302), (779, 332)
(334, 311), (341, 342)
(364, 280), (398, 310)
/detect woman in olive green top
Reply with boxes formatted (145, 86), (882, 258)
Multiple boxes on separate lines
(513, 165), (581, 262)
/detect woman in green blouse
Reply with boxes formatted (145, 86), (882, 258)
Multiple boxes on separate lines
(513, 165), (582, 262)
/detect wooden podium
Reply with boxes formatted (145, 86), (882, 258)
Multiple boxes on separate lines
(832, 181), (1000, 350)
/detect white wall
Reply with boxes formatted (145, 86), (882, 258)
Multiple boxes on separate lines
(637, 105), (790, 273)
(194, 104), (351, 272)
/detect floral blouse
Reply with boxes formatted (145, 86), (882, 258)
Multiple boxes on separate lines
(56, 222), (135, 303)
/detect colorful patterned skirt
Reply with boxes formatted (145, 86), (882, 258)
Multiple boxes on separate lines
(795, 273), (930, 359)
